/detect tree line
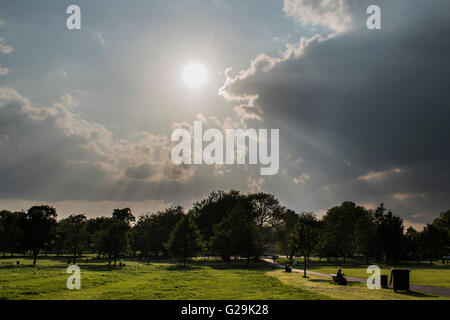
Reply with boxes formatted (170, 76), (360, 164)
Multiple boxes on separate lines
(0, 190), (448, 266)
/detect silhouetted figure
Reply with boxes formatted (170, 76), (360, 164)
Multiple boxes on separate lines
(285, 264), (292, 273)
(332, 268), (347, 285)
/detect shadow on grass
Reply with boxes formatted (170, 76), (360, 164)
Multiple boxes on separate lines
(307, 279), (332, 283)
(164, 264), (202, 271)
(395, 290), (437, 298)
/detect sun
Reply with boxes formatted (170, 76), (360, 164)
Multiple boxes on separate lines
(182, 63), (208, 89)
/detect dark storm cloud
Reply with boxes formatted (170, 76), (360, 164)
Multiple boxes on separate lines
(221, 0), (450, 221)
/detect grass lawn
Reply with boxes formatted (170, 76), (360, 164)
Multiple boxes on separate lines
(277, 258), (450, 288)
(268, 270), (448, 300)
(0, 256), (326, 300)
(0, 256), (448, 300)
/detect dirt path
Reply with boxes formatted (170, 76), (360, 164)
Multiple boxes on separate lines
(263, 259), (450, 297)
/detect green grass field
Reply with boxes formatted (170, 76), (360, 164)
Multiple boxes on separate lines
(0, 256), (448, 300)
(277, 257), (450, 288)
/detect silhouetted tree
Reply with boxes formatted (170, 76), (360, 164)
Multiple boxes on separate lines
(210, 203), (263, 263)
(166, 215), (204, 266)
(274, 208), (299, 263)
(60, 214), (88, 264)
(421, 223), (447, 264)
(21, 206), (57, 266)
(321, 202), (367, 262)
(432, 210), (450, 255)
(0, 210), (21, 256)
(373, 204), (404, 264)
(191, 190), (251, 244)
(86, 217), (108, 258)
(403, 227), (421, 262)
(247, 193), (281, 228)
(98, 209), (135, 266)
(354, 208), (376, 263)
(291, 213), (320, 277)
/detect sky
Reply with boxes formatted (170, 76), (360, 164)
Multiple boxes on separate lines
(0, 0), (449, 229)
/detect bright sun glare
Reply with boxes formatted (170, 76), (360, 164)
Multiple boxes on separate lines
(182, 63), (208, 89)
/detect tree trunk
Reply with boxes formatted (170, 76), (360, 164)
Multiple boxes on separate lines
(33, 251), (38, 266)
(303, 256), (307, 278)
(73, 244), (77, 265)
(108, 254), (111, 265)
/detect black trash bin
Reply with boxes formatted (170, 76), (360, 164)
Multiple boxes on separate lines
(390, 269), (410, 292)
(380, 275), (388, 289)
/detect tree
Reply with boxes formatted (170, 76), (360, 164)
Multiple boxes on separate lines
(165, 215), (204, 266)
(133, 206), (185, 262)
(0, 219), (4, 256)
(421, 224), (447, 264)
(112, 208), (135, 224)
(373, 204), (404, 264)
(321, 202), (367, 262)
(209, 204), (263, 264)
(354, 209), (376, 263)
(432, 210), (450, 255)
(86, 217), (109, 258)
(21, 206), (57, 266)
(191, 190), (251, 244)
(247, 193), (281, 228)
(274, 208), (299, 263)
(0, 210), (21, 256)
(404, 227), (421, 262)
(291, 213), (320, 277)
(60, 214), (88, 264)
(98, 209), (135, 266)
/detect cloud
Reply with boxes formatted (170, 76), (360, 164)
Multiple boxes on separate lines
(220, 0), (450, 221)
(283, 0), (363, 33)
(0, 88), (195, 203)
(293, 173), (310, 185)
(392, 193), (426, 201)
(357, 168), (403, 183)
(0, 36), (12, 54)
(247, 177), (265, 193)
(0, 65), (8, 76)
(93, 31), (107, 48)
